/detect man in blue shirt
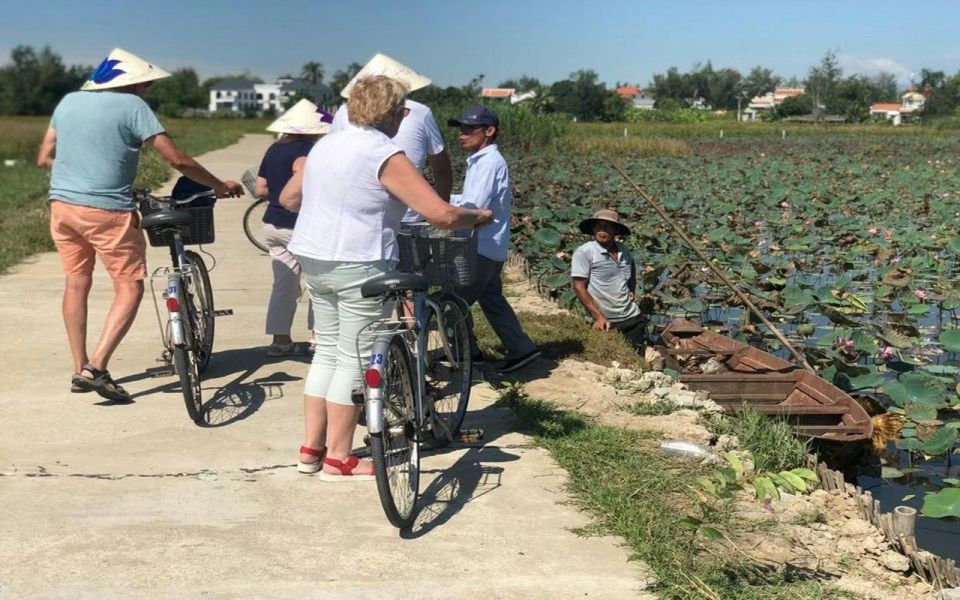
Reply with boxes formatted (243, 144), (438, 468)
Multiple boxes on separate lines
(36, 48), (242, 401)
(449, 106), (539, 373)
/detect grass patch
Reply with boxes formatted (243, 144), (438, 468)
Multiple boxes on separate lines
(627, 399), (679, 416)
(0, 116), (269, 274)
(705, 410), (809, 473)
(471, 302), (647, 371)
(499, 385), (856, 599)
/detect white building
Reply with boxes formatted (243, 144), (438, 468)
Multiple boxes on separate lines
(870, 88), (927, 126)
(209, 77), (334, 114)
(739, 88), (805, 122)
(480, 88), (537, 105)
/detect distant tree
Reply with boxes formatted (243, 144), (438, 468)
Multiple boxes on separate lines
(651, 66), (695, 104)
(330, 62), (363, 97)
(767, 94), (813, 120)
(498, 75), (542, 92)
(0, 45), (88, 115)
(804, 50), (843, 121)
(654, 97), (685, 111)
(301, 61), (325, 86)
(918, 69), (960, 117)
(144, 68), (206, 117)
(461, 73), (485, 101)
(739, 66), (781, 102)
(869, 72), (898, 102)
(550, 69), (610, 121)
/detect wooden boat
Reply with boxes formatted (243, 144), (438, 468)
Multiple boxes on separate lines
(657, 319), (873, 443)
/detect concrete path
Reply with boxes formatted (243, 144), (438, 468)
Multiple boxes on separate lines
(0, 134), (651, 599)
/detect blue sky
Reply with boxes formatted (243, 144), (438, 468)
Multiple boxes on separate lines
(1, 0), (957, 88)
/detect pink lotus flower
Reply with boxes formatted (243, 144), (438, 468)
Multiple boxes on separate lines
(555, 251), (568, 260)
(779, 201), (791, 208)
(868, 227), (879, 235)
(753, 220), (765, 227)
(833, 336), (857, 357)
(914, 289), (927, 300)
(880, 346), (896, 360)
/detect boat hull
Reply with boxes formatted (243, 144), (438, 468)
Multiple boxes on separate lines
(658, 319), (873, 443)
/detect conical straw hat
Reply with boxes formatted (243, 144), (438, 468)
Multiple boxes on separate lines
(340, 53), (431, 99)
(80, 48), (171, 91)
(266, 99), (333, 135)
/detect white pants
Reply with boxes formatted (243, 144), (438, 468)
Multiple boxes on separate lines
(296, 256), (395, 405)
(264, 223), (314, 336)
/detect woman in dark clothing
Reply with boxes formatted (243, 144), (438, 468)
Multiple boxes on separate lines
(254, 99), (333, 356)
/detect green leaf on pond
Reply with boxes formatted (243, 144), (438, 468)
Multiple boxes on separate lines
(662, 197), (683, 211)
(541, 272), (570, 289)
(905, 404), (938, 423)
(922, 488), (960, 518)
(902, 372), (947, 405)
(896, 438), (922, 450)
(940, 330), (960, 353)
(533, 228), (561, 247)
(948, 238), (960, 254)
(847, 370), (885, 390)
(920, 428), (958, 455)
(881, 466), (905, 478)
(943, 478), (960, 486)
(880, 329), (916, 349)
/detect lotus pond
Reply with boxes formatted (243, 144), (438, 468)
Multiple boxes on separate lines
(506, 131), (960, 559)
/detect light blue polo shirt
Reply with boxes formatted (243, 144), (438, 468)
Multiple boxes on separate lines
(450, 144), (511, 262)
(571, 240), (641, 323)
(49, 91), (165, 211)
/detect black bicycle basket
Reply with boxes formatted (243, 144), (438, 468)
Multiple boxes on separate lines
(397, 224), (477, 287)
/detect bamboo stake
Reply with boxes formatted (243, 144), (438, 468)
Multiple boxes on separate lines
(608, 158), (816, 372)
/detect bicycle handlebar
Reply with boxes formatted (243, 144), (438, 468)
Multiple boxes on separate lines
(135, 189), (216, 207)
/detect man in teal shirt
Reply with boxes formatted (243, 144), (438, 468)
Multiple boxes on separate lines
(37, 48), (241, 401)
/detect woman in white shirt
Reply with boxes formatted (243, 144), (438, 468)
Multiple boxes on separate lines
(283, 76), (492, 480)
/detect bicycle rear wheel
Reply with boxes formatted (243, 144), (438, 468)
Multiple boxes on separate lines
(173, 344), (203, 424)
(370, 336), (420, 528)
(242, 199), (270, 253)
(424, 293), (472, 443)
(184, 250), (214, 373)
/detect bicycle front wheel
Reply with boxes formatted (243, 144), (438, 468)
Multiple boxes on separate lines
(184, 250), (214, 373)
(424, 293), (472, 442)
(242, 199), (270, 253)
(370, 336), (420, 528)
(173, 345), (203, 424)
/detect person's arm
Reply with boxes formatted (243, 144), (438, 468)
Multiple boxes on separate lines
(37, 127), (57, 169)
(254, 176), (269, 199)
(427, 150), (452, 201)
(627, 261), (637, 302)
(380, 153), (491, 229)
(278, 157), (307, 213)
(572, 277), (611, 330)
(148, 133), (242, 198)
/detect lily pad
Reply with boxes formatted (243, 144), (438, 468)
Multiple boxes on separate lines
(902, 372), (947, 405)
(921, 487), (960, 518)
(920, 427), (958, 455)
(905, 404), (938, 422)
(940, 330), (960, 353)
(533, 228), (562, 248)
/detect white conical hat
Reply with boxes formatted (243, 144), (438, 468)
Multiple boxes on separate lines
(340, 53), (431, 99)
(266, 99), (333, 135)
(80, 48), (171, 91)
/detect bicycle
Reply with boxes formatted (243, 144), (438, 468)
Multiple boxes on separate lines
(138, 185), (227, 424)
(240, 168), (270, 253)
(357, 223), (476, 528)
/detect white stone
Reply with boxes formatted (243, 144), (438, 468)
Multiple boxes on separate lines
(878, 550), (910, 572)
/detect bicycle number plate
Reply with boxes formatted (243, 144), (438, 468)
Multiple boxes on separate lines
(369, 352), (385, 366)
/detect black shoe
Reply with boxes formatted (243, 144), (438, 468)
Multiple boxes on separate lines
(471, 353), (488, 365)
(498, 349), (542, 373)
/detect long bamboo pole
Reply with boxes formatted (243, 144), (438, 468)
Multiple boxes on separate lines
(608, 158), (816, 373)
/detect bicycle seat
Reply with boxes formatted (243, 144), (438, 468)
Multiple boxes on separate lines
(361, 271), (429, 298)
(142, 209), (193, 231)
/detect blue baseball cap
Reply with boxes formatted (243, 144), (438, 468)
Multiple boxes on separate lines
(448, 105), (499, 128)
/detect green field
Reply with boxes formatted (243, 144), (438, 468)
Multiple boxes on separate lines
(0, 116), (270, 274)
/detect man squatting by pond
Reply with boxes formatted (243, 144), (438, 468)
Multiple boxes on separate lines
(571, 209), (648, 351)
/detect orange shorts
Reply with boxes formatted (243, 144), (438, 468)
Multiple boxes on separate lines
(49, 200), (147, 282)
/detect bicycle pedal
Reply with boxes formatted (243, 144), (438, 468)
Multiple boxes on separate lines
(146, 365), (175, 377)
(454, 428), (484, 443)
(213, 309), (233, 317)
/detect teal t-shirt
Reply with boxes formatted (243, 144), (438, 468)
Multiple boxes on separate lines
(49, 91), (165, 211)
